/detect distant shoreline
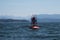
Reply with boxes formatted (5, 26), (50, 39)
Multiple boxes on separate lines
(0, 19), (29, 22)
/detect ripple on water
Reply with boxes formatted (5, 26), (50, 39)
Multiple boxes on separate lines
(0, 22), (60, 40)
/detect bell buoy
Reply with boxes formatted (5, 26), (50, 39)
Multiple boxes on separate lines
(31, 15), (39, 29)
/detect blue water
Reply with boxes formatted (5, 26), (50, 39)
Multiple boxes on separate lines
(0, 22), (60, 40)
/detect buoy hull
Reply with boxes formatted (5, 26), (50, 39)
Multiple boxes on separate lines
(31, 26), (39, 29)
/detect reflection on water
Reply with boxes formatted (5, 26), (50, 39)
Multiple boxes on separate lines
(0, 22), (60, 40)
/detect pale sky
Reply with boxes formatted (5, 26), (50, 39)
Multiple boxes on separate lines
(0, 0), (60, 17)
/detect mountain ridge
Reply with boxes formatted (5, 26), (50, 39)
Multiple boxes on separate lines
(37, 14), (60, 22)
(0, 14), (60, 22)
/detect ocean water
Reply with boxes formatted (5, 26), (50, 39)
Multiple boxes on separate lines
(0, 22), (60, 40)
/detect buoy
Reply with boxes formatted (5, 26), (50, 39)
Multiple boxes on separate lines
(30, 15), (39, 29)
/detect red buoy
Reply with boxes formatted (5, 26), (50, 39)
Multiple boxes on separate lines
(31, 15), (39, 29)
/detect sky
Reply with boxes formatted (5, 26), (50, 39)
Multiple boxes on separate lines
(0, 0), (60, 18)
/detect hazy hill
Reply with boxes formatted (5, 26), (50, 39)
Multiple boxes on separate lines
(0, 16), (29, 22)
(0, 15), (25, 19)
(0, 14), (60, 22)
(0, 19), (29, 22)
(37, 14), (60, 22)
